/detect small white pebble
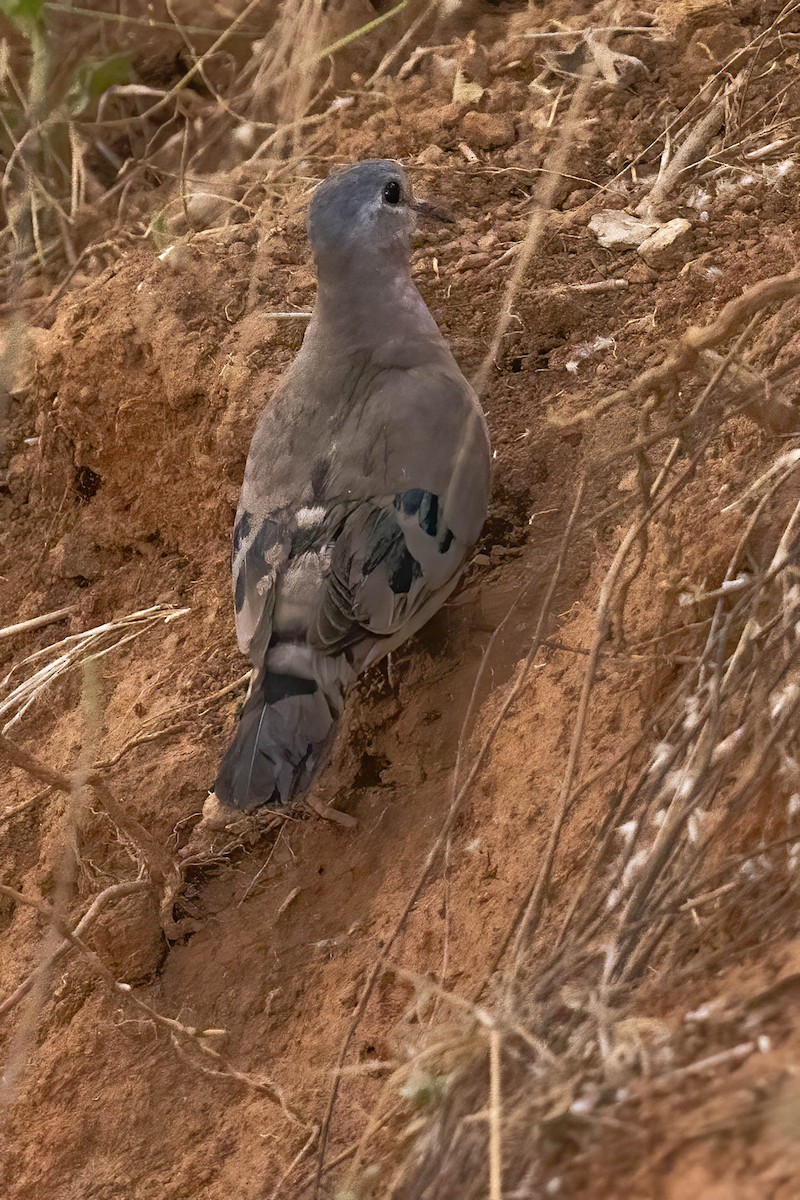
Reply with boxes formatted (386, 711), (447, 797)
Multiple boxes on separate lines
(757, 1035), (772, 1054)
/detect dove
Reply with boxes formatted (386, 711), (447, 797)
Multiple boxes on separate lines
(209, 159), (491, 820)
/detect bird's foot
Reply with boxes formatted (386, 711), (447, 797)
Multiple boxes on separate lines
(202, 790), (245, 830)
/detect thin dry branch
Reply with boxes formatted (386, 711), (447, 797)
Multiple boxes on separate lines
(0, 606), (75, 642)
(0, 881), (305, 1127)
(552, 269), (800, 429)
(0, 732), (174, 888)
(0, 878), (149, 1018)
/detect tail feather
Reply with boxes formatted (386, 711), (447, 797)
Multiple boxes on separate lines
(214, 651), (348, 811)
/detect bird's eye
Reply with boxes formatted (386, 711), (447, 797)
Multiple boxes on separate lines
(382, 180), (401, 206)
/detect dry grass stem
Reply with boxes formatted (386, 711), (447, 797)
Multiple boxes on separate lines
(0, 606), (75, 642)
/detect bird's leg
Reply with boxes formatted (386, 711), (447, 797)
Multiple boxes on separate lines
(303, 790), (358, 827)
(301, 727), (358, 827)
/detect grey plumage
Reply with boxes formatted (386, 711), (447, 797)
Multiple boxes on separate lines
(212, 159), (491, 813)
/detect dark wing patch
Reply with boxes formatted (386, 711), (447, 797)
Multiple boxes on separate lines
(262, 671), (317, 703)
(234, 516), (283, 616)
(233, 510), (251, 556)
(310, 457), (330, 501)
(388, 548), (421, 595)
(312, 489), (462, 655)
(235, 491), (460, 662)
(394, 488), (452, 549)
(232, 511), (292, 657)
(234, 569), (247, 614)
(362, 508), (422, 596)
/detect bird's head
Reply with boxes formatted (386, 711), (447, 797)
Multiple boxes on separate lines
(306, 159), (450, 275)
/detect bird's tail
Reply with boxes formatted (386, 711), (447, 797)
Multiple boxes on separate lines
(213, 644), (353, 812)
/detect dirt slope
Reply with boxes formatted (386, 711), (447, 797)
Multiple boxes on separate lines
(2, 1), (800, 1197)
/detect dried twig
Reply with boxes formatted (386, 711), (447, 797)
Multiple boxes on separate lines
(0, 606), (75, 642)
(0, 732), (174, 888)
(552, 269), (800, 429)
(0, 878), (149, 1018)
(0, 880), (306, 1126)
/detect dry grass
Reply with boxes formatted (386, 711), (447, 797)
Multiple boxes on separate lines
(303, 12), (800, 1197)
(333, 292), (800, 1198)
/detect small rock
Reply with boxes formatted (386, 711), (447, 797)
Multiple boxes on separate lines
(472, 553), (492, 567)
(454, 252), (491, 272)
(637, 218), (692, 268)
(460, 111), (516, 151)
(625, 260), (658, 283)
(415, 102), (465, 138)
(588, 209), (659, 250)
(90, 889), (165, 984)
(416, 144), (446, 165)
(485, 81), (527, 114)
(5, 452), (31, 499)
(452, 68), (484, 106)
(50, 532), (104, 581)
(157, 244), (192, 273)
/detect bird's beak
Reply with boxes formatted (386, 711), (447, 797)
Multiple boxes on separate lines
(411, 197), (454, 225)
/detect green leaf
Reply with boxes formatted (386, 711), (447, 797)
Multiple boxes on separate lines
(64, 52), (132, 118)
(0, 0), (45, 30)
(146, 208), (169, 252)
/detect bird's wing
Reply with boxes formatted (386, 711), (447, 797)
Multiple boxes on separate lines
(311, 488), (466, 659)
(233, 362), (491, 666)
(231, 507), (292, 661)
(304, 365), (490, 658)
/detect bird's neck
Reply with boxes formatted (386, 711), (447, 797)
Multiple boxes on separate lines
(309, 258), (445, 356)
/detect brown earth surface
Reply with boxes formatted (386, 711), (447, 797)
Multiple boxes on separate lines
(2, 0), (800, 1197)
